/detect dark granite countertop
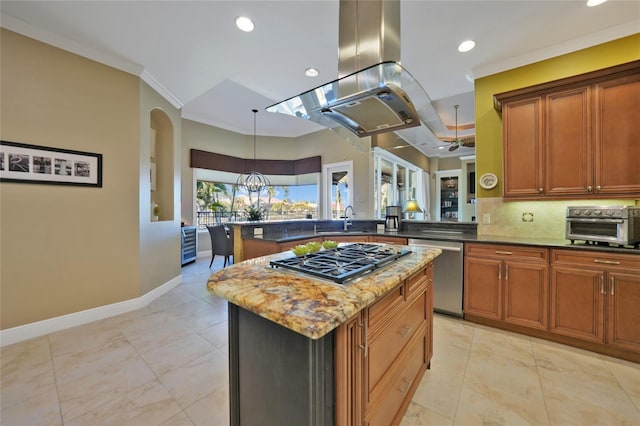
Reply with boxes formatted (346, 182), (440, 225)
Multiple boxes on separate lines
(233, 221), (639, 255)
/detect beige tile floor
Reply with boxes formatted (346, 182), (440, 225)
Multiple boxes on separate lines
(2, 257), (639, 426)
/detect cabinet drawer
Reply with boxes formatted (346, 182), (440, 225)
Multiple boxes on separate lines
(406, 265), (430, 301)
(368, 286), (404, 333)
(367, 292), (426, 391)
(365, 327), (426, 426)
(466, 243), (548, 262)
(551, 249), (640, 269)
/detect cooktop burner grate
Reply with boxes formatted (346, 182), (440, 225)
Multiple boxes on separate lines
(270, 243), (411, 284)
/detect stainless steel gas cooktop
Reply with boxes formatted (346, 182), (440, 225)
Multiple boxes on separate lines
(269, 243), (411, 284)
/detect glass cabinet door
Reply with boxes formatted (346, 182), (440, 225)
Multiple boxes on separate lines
(373, 148), (424, 220)
(435, 170), (462, 222)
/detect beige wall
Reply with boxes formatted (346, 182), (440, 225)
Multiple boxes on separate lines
(0, 30), (141, 329)
(294, 130), (373, 218)
(181, 119), (375, 222)
(139, 83), (182, 295)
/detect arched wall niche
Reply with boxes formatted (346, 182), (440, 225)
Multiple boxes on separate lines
(150, 108), (174, 221)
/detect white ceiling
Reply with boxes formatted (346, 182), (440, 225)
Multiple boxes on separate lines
(1, 1), (638, 158)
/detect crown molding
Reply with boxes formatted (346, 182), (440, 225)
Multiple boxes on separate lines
(141, 70), (183, 109)
(2, 13), (184, 110)
(473, 20), (640, 79)
(1, 13), (143, 76)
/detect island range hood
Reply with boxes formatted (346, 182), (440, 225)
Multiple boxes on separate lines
(267, 0), (436, 139)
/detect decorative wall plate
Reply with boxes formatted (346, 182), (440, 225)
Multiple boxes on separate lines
(479, 173), (498, 189)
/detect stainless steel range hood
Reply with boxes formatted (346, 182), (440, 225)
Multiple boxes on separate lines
(267, 0), (437, 140)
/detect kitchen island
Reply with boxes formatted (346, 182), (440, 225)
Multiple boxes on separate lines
(207, 244), (441, 426)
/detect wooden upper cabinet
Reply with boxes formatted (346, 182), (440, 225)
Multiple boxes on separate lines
(502, 97), (543, 197)
(594, 73), (640, 196)
(495, 60), (640, 200)
(545, 86), (593, 196)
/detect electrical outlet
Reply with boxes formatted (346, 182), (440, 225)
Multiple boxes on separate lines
(522, 212), (534, 222)
(253, 227), (263, 236)
(482, 213), (491, 224)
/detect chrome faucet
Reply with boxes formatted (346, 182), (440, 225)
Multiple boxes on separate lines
(343, 205), (353, 231)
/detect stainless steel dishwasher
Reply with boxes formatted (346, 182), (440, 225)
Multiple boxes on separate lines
(408, 239), (464, 317)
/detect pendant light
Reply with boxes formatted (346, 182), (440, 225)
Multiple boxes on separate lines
(449, 104), (461, 152)
(237, 109), (270, 194)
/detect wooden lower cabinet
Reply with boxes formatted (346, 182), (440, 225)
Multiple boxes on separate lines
(550, 249), (640, 353)
(549, 265), (604, 343)
(464, 244), (549, 330)
(335, 264), (433, 426)
(607, 271), (640, 352)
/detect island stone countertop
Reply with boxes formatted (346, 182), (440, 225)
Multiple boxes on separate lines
(207, 245), (441, 340)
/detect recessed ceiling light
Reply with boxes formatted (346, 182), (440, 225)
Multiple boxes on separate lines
(587, 0), (607, 6)
(458, 40), (476, 53)
(235, 16), (254, 32)
(305, 67), (319, 77)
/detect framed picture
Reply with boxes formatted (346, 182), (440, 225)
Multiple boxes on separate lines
(0, 140), (102, 187)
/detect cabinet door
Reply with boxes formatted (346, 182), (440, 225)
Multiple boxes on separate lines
(464, 257), (502, 320)
(550, 266), (605, 343)
(606, 271), (640, 353)
(503, 97), (544, 198)
(335, 313), (363, 426)
(503, 261), (549, 330)
(594, 74), (640, 195)
(242, 239), (278, 260)
(545, 87), (593, 196)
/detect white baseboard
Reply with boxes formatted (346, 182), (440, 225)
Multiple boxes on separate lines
(0, 275), (182, 347)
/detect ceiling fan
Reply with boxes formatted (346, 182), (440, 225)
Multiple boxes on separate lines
(443, 104), (476, 152)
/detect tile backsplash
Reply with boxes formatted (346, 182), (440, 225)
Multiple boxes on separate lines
(476, 197), (639, 239)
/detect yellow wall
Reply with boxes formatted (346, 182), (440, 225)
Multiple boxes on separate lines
(474, 33), (640, 199)
(473, 34), (640, 237)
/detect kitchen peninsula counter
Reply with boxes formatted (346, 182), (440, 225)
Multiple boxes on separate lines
(207, 245), (440, 425)
(231, 221), (639, 255)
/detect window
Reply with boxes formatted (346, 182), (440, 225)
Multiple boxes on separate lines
(195, 171), (319, 228)
(322, 161), (353, 220)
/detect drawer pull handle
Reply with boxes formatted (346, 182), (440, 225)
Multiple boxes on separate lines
(399, 378), (413, 394)
(495, 251), (513, 255)
(399, 326), (413, 337)
(610, 277), (615, 296)
(359, 320), (368, 357)
(593, 259), (621, 265)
